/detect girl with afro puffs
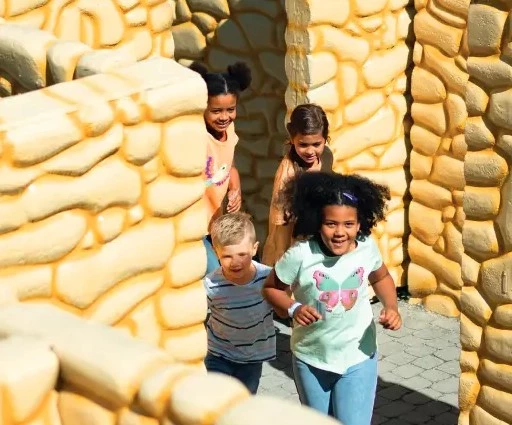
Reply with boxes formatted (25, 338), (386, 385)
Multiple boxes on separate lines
(262, 171), (402, 425)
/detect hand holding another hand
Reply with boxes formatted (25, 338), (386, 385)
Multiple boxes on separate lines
(294, 305), (322, 326)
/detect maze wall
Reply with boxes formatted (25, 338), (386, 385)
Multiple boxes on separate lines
(0, 58), (210, 365)
(285, 0), (414, 286)
(407, 0), (469, 316)
(459, 2), (512, 424)
(172, 0), (288, 242)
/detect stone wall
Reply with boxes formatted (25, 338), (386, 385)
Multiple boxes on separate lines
(458, 2), (512, 424)
(172, 0), (288, 241)
(0, 0), (175, 95)
(0, 299), (340, 425)
(407, 0), (469, 316)
(0, 57), (210, 364)
(284, 0), (413, 286)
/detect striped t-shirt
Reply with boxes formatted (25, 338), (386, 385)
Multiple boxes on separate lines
(205, 261), (276, 363)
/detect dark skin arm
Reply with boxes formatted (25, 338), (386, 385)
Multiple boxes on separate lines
(226, 166), (241, 213)
(262, 270), (321, 326)
(369, 264), (402, 330)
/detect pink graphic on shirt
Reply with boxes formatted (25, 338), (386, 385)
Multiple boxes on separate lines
(313, 267), (364, 312)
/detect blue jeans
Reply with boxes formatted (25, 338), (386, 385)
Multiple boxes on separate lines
(204, 352), (263, 394)
(292, 353), (378, 425)
(203, 236), (219, 275)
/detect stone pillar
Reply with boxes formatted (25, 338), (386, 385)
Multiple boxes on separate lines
(285, 0), (413, 286)
(172, 0), (288, 242)
(459, 3), (512, 424)
(407, 0), (469, 316)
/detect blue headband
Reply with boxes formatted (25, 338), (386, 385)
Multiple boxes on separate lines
(342, 192), (357, 203)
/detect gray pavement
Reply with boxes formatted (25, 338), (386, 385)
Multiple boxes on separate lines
(259, 301), (460, 425)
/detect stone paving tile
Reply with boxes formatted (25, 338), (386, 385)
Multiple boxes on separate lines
(258, 301), (460, 425)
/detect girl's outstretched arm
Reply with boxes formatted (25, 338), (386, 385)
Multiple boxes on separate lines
(369, 264), (402, 330)
(263, 270), (321, 325)
(227, 166), (241, 212)
(262, 270), (292, 318)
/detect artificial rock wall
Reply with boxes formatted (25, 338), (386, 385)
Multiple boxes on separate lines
(458, 1), (512, 424)
(172, 0), (288, 241)
(285, 0), (413, 286)
(0, 0), (175, 95)
(0, 57), (210, 364)
(407, 0), (469, 316)
(0, 300), (340, 425)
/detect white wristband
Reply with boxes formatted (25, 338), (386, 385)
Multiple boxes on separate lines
(288, 302), (302, 318)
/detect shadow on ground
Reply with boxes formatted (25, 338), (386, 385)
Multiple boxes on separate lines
(264, 325), (459, 425)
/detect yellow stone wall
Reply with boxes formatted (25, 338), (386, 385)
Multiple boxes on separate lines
(0, 0), (175, 95)
(0, 57), (210, 364)
(0, 301), (340, 425)
(172, 0), (288, 241)
(407, 0), (469, 316)
(285, 0), (413, 286)
(458, 2), (512, 424)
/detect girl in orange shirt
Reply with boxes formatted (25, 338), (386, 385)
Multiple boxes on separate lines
(262, 104), (334, 267)
(190, 62), (252, 274)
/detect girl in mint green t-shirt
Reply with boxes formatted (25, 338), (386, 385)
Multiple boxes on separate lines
(262, 171), (402, 425)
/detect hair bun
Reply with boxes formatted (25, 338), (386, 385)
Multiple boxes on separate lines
(227, 62), (252, 92)
(189, 62), (209, 78)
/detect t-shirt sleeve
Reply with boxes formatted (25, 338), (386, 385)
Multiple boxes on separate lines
(369, 236), (384, 272)
(274, 242), (303, 286)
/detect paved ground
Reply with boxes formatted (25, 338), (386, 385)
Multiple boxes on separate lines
(259, 301), (460, 424)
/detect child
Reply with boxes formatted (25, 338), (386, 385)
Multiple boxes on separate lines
(204, 212), (276, 394)
(262, 171), (402, 425)
(262, 103), (333, 267)
(190, 62), (252, 274)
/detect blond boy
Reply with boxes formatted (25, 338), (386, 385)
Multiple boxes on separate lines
(204, 212), (276, 394)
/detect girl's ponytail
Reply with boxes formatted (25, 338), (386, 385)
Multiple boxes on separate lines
(227, 62), (252, 92)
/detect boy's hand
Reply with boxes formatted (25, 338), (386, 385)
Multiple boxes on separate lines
(226, 189), (241, 213)
(294, 305), (322, 326)
(379, 308), (402, 330)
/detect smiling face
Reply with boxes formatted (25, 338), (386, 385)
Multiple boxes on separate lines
(290, 131), (326, 167)
(215, 235), (259, 284)
(204, 93), (238, 139)
(319, 205), (360, 256)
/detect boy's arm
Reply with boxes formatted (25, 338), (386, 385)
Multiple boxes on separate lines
(226, 166), (241, 212)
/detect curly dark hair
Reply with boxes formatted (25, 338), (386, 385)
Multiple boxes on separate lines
(280, 171), (390, 241)
(189, 61), (251, 97)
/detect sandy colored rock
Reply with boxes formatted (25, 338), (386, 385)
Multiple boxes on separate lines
(410, 125), (442, 156)
(462, 220), (499, 261)
(414, 9), (464, 57)
(464, 151), (508, 187)
(465, 116), (495, 150)
(423, 294), (460, 317)
(0, 212), (86, 269)
(169, 372), (250, 425)
(87, 274), (163, 326)
(470, 405), (507, 425)
(480, 359), (512, 393)
(459, 372), (481, 412)
(478, 385), (512, 424)
(466, 81), (489, 116)
(460, 287), (491, 326)
(59, 389), (116, 425)
(463, 186), (500, 220)
(0, 266), (53, 300)
(0, 336), (59, 423)
(489, 89), (512, 131)
(217, 395), (342, 425)
(411, 67), (446, 103)
(409, 201), (444, 246)
(467, 5), (508, 55)
(56, 219), (174, 308)
(430, 155), (465, 191)
(158, 282), (207, 329)
(162, 115), (208, 176)
(494, 304), (512, 328)
(122, 122), (161, 165)
(163, 325), (207, 363)
(407, 263), (438, 297)
(480, 253), (512, 305)
(146, 176), (204, 217)
(460, 314), (482, 351)
(460, 350), (479, 373)
(0, 303), (172, 407)
(174, 199), (208, 243)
